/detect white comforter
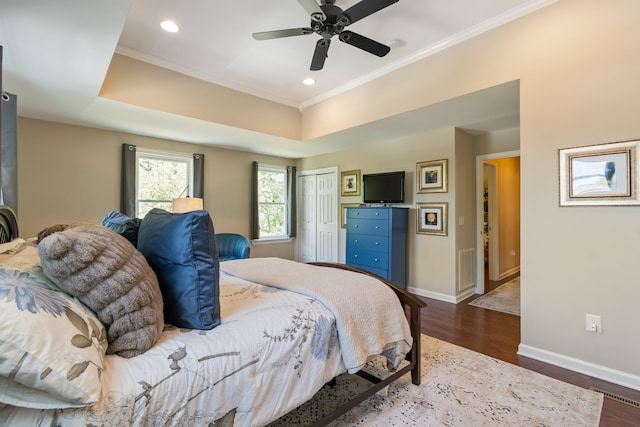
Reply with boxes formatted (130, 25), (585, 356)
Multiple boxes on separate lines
(221, 257), (413, 374)
(0, 259), (412, 427)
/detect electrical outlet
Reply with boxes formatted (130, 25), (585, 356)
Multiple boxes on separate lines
(586, 314), (602, 333)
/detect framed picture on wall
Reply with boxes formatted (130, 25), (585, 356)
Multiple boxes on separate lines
(417, 202), (448, 235)
(340, 203), (360, 228)
(417, 159), (448, 193)
(559, 139), (640, 206)
(341, 170), (361, 196)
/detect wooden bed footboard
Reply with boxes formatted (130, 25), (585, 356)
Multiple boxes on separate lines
(307, 262), (426, 426)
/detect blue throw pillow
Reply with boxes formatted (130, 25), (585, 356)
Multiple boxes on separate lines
(137, 208), (220, 330)
(101, 211), (141, 247)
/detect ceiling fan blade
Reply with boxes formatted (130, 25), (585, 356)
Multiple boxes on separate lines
(310, 39), (331, 71)
(252, 28), (314, 40)
(342, 0), (399, 25)
(298, 0), (326, 22)
(339, 30), (390, 57)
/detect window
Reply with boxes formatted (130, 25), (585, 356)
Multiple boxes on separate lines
(120, 144), (204, 218)
(136, 149), (194, 217)
(251, 162), (296, 240)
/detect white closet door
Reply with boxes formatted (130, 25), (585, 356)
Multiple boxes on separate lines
(296, 168), (338, 263)
(316, 172), (338, 262)
(298, 174), (317, 263)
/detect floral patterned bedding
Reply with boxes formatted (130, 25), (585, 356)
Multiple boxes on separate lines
(0, 268), (351, 426)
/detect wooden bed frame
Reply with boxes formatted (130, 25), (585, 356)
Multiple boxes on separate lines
(0, 206), (425, 425)
(308, 262), (426, 426)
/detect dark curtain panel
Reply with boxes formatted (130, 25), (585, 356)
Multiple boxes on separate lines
(193, 153), (204, 198)
(287, 166), (297, 238)
(1, 92), (18, 214)
(250, 161), (260, 240)
(121, 144), (137, 216)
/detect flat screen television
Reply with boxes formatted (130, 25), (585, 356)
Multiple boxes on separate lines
(362, 171), (405, 204)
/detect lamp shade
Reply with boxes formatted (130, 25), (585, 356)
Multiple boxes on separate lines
(172, 197), (204, 213)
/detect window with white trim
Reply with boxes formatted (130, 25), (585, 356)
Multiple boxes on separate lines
(136, 149), (194, 217)
(256, 164), (288, 239)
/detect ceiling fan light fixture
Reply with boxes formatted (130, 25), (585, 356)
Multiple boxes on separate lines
(303, 78), (316, 85)
(253, 0), (399, 70)
(160, 20), (180, 33)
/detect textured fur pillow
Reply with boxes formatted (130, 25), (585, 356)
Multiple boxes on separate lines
(37, 223), (164, 358)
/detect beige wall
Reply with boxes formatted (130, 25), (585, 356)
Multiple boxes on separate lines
(12, 0), (640, 390)
(298, 127), (474, 300)
(102, 54), (302, 141)
(300, 0), (640, 384)
(16, 117), (295, 259)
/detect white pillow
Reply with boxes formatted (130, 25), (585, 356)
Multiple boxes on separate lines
(0, 241), (108, 409)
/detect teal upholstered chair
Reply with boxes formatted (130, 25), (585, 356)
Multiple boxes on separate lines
(215, 233), (251, 261)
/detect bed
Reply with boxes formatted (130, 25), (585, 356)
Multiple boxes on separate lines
(0, 206), (425, 426)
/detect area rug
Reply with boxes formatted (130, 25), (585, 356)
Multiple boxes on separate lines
(269, 334), (603, 426)
(469, 276), (520, 315)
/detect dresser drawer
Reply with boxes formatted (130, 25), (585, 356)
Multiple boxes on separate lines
(346, 233), (388, 252)
(347, 219), (389, 236)
(346, 248), (389, 269)
(348, 207), (389, 220)
(348, 263), (388, 279)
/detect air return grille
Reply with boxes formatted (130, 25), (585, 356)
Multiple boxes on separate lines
(590, 387), (640, 408)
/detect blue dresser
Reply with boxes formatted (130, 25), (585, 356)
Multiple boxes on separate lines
(345, 207), (408, 287)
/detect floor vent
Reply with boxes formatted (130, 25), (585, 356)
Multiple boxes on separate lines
(590, 387), (640, 408)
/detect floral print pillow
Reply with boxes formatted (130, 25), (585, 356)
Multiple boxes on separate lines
(0, 240), (108, 409)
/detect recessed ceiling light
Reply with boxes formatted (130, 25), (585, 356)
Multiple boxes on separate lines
(160, 20), (179, 33)
(303, 78), (315, 85)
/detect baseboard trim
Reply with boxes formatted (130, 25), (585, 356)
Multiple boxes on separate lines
(518, 344), (640, 392)
(409, 286), (458, 304)
(408, 286), (475, 304)
(499, 265), (520, 280)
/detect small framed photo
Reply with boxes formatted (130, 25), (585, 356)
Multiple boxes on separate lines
(340, 203), (360, 228)
(417, 159), (448, 193)
(559, 139), (639, 206)
(417, 202), (448, 235)
(341, 170), (361, 196)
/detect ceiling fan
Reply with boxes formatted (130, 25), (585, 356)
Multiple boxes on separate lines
(252, 0), (399, 71)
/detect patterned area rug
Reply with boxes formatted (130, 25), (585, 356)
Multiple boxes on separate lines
(469, 276), (520, 315)
(270, 334), (603, 426)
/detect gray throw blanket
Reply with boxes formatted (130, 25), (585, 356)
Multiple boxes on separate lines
(221, 257), (412, 373)
(38, 223), (164, 358)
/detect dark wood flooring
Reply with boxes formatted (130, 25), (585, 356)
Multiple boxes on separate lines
(419, 273), (640, 427)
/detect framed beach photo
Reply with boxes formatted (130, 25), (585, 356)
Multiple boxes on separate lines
(417, 159), (448, 193)
(341, 170), (361, 196)
(417, 202), (448, 235)
(559, 139), (639, 206)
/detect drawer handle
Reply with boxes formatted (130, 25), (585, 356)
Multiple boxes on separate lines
(355, 225), (359, 228)
(375, 226), (379, 229)
(374, 242), (379, 245)
(354, 239), (359, 243)
(354, 254), (358, 258)
(375, 212), (380, 216)
(374, 258), (379, 262)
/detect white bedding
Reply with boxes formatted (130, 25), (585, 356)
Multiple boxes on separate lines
(222, 257), (413, 373)
(0, 260), (412, 427)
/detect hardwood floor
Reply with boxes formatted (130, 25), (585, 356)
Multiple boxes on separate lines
(419, 273), (640, 427)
